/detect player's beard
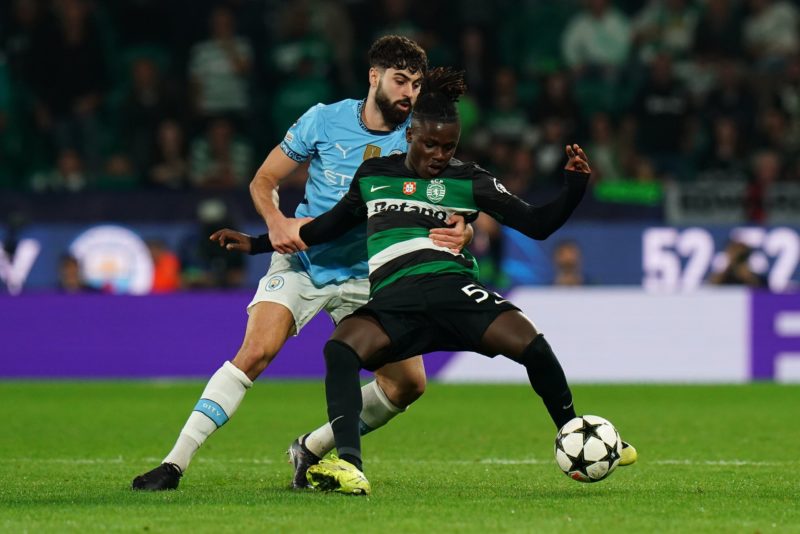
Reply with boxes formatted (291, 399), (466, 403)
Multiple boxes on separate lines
(375, 81), (412, 128)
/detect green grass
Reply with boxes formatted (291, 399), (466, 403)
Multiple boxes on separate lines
(1, 382), (799, 533)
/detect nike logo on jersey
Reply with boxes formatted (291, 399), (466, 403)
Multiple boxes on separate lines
(562, 401), (574, 410)
(370, 185), (391, 192)
(334, 143), (351, 158)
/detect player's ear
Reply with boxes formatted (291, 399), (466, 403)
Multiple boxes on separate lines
(368, 67), (381, 89)
(405, 125), (413, 143)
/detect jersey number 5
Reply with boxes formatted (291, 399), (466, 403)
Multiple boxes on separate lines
(461, 283), (508, 305)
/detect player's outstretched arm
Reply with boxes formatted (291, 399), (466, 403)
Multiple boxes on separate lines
(209, 222), (311, 255)
(209, 228), (253, 253)
(244, 197), (367, 255)
(477, 144), (591, 241)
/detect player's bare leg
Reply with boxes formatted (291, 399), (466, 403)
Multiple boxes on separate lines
(132, 302), (294, 490)
(231, 302), (296, 381)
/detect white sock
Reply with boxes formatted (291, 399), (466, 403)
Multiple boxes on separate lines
(303, 380), (403, 458)
(163, 361), (253, 472)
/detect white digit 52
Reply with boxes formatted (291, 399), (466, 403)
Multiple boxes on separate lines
(642, 227), (714, 291)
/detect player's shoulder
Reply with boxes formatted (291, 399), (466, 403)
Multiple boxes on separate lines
(356, 153), (407, 178)
(444, 158), (493, 180)
(455, 160), (513, 197)
(308, 99), (359, 121)
(295, 100), (361, 141)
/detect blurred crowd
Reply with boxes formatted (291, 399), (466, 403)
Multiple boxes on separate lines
(1, 0), (800, 206)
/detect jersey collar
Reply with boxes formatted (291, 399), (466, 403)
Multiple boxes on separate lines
(357, 99), (409, 135)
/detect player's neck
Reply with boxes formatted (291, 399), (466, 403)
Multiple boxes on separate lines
(362, 98), (393, 132)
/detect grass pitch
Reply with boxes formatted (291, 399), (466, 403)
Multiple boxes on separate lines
(1, 381), (798, 533)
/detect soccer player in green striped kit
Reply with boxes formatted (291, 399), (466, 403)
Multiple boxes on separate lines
(215, 68), (637, 494)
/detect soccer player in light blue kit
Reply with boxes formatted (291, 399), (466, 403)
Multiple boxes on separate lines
(132, 35), (471, 491)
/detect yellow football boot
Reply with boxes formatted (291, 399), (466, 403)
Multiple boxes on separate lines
(306, 456), (371, 496)
(619, 441), (638, 466)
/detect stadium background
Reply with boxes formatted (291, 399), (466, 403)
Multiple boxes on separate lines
(3, 5), (800, 531)
(1, 0), (799, 383)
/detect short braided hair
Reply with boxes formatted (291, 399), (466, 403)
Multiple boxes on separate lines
(412, 67), (467, 123)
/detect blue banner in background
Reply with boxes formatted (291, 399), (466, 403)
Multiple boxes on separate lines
(1, 222), (799, 294)
(503, 223), (800, 291)
(501, 223), (645, 286)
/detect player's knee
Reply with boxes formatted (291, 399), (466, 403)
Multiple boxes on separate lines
(233, 340), (280, 379)
(514, 333), (554, 369)
(377, 370), (426, 408)
(323, 339), (363, 372)
(398, 375), (426, 406)
(231, 351), (268, 379)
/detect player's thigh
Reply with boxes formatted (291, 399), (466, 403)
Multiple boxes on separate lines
(236, 253), (333, 378)
(326, 276), (371, 324)
(248, 252), (331, 334)
(479, 310), (540, 360)
(327, 277), (402, 370)
(330, 314), (393, 368)
(234, 301), (295, 366)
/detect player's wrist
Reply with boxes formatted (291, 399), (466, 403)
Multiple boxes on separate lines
(249, 234), (273, 255)
(563, 169), (590, 181)
(463, 224), (475, 246)
(264, 210), (287, 228)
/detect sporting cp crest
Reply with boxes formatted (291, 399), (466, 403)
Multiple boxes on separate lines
(426, 179), (446, 203)
(403, 182), (416, 195)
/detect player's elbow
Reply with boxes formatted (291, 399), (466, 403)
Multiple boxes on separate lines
(249, 173), (266, 194)
(250, 174), (280, 205)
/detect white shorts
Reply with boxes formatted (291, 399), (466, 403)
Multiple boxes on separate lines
(247, 252), (370, 335)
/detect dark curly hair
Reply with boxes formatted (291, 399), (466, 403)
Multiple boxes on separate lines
(412, 67), (467, 123)
(367, 35), (428, 74)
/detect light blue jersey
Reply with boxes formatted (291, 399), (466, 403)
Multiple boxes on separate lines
(279, 98), (410, 285)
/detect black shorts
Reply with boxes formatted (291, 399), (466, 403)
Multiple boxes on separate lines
(352, 274), (520, 364)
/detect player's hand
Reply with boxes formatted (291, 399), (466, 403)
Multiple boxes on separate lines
(265, 214), (311, 254)
(429, 214), (472, 253)
(209, 228), (252, 253)
(564, 144), (591, 174)
(285, 217), (313, 251)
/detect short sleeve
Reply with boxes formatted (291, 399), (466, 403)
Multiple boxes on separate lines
(279, 103), (325, 163)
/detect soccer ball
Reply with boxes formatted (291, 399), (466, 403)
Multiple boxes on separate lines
(554, 415), (622, 483)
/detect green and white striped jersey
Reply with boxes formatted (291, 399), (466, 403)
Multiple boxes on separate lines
(291, 153), (589, 295)
(353, 156), (488, 294)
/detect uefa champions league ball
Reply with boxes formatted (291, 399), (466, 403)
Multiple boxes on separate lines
(554, 415), (622, 482)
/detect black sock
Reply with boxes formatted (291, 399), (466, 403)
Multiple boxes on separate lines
(517, 334), (576, 429)
(323, 340), (364, 472)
